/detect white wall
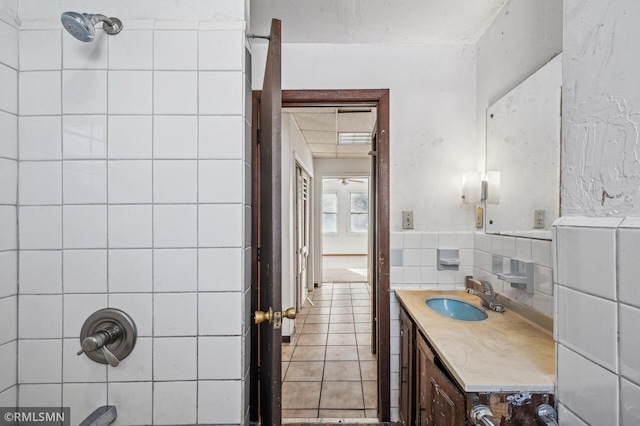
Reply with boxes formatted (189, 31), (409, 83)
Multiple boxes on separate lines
(281, 112), (314, 337)
(13, 3), (251, 424)
(0, 11), (18, 408)
(557, 0), (640, 424)
(253, 42), (478, 233)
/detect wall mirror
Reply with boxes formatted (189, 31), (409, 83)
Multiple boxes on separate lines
(485, 53), (562, 239)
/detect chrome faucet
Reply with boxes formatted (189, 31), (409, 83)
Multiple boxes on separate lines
(467, 280), (505, 313)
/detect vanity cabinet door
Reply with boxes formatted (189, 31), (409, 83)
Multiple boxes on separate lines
(416, 333), (465, 426)
(399, 308), (415, 425)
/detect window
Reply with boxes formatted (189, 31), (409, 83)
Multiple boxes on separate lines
(322, 192), (338, 234)
(350, 192), (368, 233)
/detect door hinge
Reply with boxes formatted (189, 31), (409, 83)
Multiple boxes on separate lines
(257, 366), (261, 381)
(256, 129), (261, 145)
(256, 247), (261, 262)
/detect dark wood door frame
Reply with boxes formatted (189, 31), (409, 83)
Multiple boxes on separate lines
(251, 89), (390, 421)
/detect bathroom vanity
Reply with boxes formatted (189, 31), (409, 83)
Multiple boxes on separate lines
(396, 289), (555, 425)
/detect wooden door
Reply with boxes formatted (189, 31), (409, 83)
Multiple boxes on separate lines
(295, 165), (310, 308)
(253, 18), (282, 426)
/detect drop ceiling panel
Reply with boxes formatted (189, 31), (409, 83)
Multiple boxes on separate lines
(302, 130), (336, 145)
(337, 144), (371, 154)
(293, 113), (336, 132)
(308, 144), (337, 154)
(337, 112), (374, 132)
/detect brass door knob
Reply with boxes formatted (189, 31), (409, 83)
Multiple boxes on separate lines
(282, 307), (297, 320)
(254, 307), (297, 327)
(254, 307), (273, 325)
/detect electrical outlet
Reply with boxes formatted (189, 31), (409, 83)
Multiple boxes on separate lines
(475, 207), (484, 228)
(402, 210), (414, 229)
(533, 210), (545, 229)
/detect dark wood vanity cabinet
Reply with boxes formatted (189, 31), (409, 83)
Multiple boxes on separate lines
(416, 334), (465, 426)
(400, 307), (465, 426)
(399, 307), (415, 425)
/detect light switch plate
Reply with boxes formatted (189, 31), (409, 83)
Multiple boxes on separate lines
(402, 210), (414, 229)
(475, 207), (484, 228)
(533, 209), (545, 229)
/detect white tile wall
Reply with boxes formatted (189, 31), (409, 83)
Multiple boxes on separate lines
(153, 381), (197, 425)
(19, 116), (62, 160)
(390, 231), (476, 290)
(472, 232), (554, 316)
(20, 71), (61, 115)
(554, 217), (640, 425)
(13, 21), (250, 425)
(62, 115), (107, 159)
(0, 19), (18, 404)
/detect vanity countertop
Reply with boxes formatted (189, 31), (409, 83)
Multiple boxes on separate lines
(395, 290), (555, 393)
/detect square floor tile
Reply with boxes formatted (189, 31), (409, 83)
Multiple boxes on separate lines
(301, 323), (328, 334)
(353, 306), (370, 314)
(311, 300), (331, 307)
(360, 361), (377, 381)
(318, 409), (365, 418)
(313, 294), (333, 300)
(309, 307), (331, 315)
(329, 323), (355, 333)
(362, 381), (377, 409)
(330, 314), (354, 323)
(332, 300), (353, 307)
(283, 409), (318, 418)
(331, 306), (353, 314)
(297, 333), (328, 346)
(327, 334), (357, 346)
(282, 362), (289, 380)
(291, 346), (326, 361)
(305, 314), (330, 324)
(351, 293), (371, 300)
(325, 346), (359, 361)
(332, 294), (351, 300)
(358, 346), (376, 361)
(282, 344), (294, 362)
(283, 381), (321, 410)
(319, 382), (364, 409)
(356, 334), (371, 346)
(354, 314), (370, 323)
(324, 361), (361, 381)
(352, 300), (371, 306)
(355, 323), (372, 333)
(285, 361), (324, 382)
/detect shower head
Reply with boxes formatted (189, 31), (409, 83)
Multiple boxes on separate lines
(61, 12), (123, 42)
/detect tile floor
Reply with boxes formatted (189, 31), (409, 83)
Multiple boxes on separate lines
(282, 282), (378, 420)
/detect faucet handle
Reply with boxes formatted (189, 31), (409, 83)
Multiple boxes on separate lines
(77, 325), (123, 367)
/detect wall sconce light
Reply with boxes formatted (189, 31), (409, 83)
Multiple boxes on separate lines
(485, 171), (500, 204)
(462, 172), (482, 204)
(462, 171), (500, 204)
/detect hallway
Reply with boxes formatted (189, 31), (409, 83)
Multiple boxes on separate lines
(282, 282), (377, 420)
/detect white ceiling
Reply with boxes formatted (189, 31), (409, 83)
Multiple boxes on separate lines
(285, 107), (376, 159)
(251, 0), (507, 44)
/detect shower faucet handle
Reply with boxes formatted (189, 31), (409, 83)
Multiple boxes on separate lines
(77, 325), (123, 367)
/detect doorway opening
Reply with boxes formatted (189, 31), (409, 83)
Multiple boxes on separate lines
(321, 176), (370, 284)
(251, 88), (390, 423)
